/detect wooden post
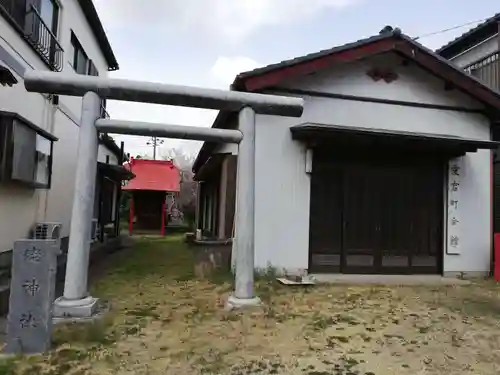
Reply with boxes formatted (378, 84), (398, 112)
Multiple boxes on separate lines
(161, 195), (166, 236)
(195, 182), (202, 231)
(129, 194), (134, 235)
(116, 141), (125, 237)
(115, 185), (122, 237)
(98, 179), (105, 243)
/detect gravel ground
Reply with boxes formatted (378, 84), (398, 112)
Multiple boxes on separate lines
(3, 235), (500, 375)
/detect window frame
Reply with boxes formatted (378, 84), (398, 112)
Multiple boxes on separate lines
(0, 0), (63, 71)
(0, 111), (57, 189)
(38, 0), (60, 36)
(71, 31), (89, 75)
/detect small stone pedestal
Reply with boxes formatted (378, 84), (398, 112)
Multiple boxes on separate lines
(53, 296), (99, 318)
(5, 239), (59, 354)
(226, 295), (261, 310)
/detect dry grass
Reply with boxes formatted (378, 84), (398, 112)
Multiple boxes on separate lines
(2, 235), (500, 374)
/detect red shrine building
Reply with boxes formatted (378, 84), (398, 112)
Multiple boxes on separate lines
(123, 158), (180, 235)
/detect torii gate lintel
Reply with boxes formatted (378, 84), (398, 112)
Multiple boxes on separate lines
(23, 71), (304, 316)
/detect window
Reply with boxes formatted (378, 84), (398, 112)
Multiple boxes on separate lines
(88, 60), (99, 76)
(72, 34), (88, 74)
(71, 32), (89, 74)
(0, 0), (63, 71)
(0, 112), (56, 188)
(69, 31), (107, 115)
(38, 0), (58, 35)
(71, 31), (101, 76)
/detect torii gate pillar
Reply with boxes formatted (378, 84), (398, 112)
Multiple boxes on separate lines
(23, 71), (303, 317)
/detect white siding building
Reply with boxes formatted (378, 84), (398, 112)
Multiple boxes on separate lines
(0, 0), (128, 258)
(193, 27), (500, 278)
(437, 14), (500, 275)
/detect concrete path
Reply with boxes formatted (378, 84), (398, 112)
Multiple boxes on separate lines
(310, 274), (472, 285)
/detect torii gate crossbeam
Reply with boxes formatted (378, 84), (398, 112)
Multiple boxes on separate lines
(23, 70), (303, 316)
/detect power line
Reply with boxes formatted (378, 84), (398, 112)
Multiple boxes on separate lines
(146, 136), (164, 160)
(414, 17), (490, 41)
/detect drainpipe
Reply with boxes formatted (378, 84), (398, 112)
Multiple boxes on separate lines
(497, 21), (500, 91)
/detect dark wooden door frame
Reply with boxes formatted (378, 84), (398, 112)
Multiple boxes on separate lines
(308, 150), (445, 275)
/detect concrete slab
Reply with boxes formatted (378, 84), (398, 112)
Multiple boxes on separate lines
(310, 274), (471, 286)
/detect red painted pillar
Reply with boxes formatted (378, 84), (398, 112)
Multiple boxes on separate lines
(129, 195), (134, 235)
(495, 234), (500, 281)
(161, 196), (166, 236)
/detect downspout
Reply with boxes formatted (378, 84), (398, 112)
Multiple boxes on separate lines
(493, 21), (500, 278)
(497, 21), (500, 91)
(492, 120), (500, 279)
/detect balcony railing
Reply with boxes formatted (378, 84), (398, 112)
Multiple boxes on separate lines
(464, 51), (500, 91)
(24, 5), (63, 71)
(0, 1), (63, 71)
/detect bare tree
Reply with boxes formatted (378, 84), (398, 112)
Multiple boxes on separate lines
(161, 148), (197, 226)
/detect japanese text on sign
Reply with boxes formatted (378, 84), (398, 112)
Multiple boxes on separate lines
(447, 159), (462, 255)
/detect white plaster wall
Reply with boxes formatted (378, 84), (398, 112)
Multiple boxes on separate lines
(98, 146), (119, 165)
(0, 17), (54, 252)
(0, 21), (54, 130)
(44, 0), (111, 239)
(0, 186), (38, 251)
(443, 152), (491, 274)
(254, 115), (310, 273)
(57, 0), (110, 120)
(0, 1), (112, 249)
(253, 53), (491, 274)
(46, 129), (120, 239)
(449, 35), (498, 68)
(45, 111), (78, 238)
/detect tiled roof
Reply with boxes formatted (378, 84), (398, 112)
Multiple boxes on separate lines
(436, 14), (500, 58)
(233, 32), (392, 87)
(123, 159), (180, 192)
(193, 25), (500, 174)
(232, 26), (493, 89)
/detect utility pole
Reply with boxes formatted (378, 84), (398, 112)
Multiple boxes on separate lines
(146, 136), (164, 160)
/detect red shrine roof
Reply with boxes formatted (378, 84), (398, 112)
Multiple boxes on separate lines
(123, 158), (180, 192)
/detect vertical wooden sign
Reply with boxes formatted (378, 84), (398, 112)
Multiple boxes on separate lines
(447, 158), (463, 255)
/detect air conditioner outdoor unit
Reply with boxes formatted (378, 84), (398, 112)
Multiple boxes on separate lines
(90, 219), (100, 243)
(33, 222), (62, 248)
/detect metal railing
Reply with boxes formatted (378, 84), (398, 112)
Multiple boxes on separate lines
(24, 5), (64, 71)
(0, 1), (64, 71)
(23, 5), (63, 71)
(464, 51), (500, 91)
(100, 99), (109, 119)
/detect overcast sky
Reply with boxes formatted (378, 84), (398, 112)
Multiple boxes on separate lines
(93, 0), (499, 159)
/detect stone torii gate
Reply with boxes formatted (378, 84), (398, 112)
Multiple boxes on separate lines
(23, 71), (304, 318)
